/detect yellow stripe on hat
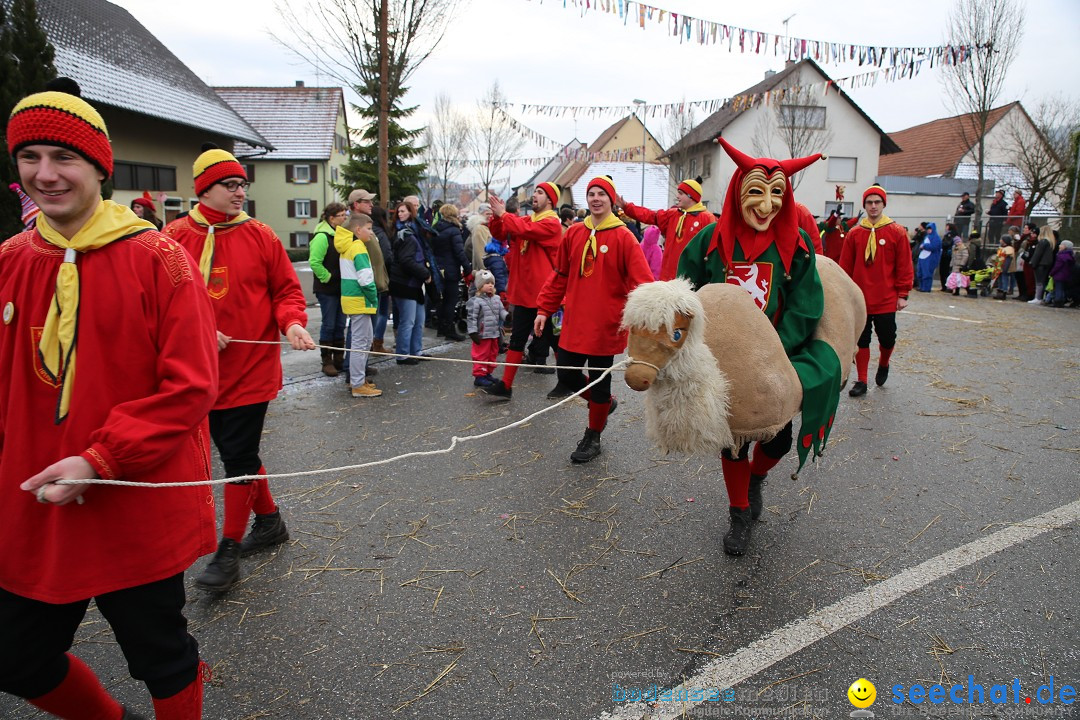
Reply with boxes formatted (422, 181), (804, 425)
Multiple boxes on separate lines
(10, 91), (109, 138)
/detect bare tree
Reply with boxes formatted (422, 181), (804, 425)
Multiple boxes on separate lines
(996, 97), (1079, 215)
(273, 0), (460, 203)
(657, 98), (698, 195)
(942, 0), (1024, 232)
(752, 80), (834, 190)
(467, 81), (525, 194)
(422, 93), (469, 204)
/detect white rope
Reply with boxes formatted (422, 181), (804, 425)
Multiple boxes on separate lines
(55, 360), (630, 489)
(234, 338), (630, 373)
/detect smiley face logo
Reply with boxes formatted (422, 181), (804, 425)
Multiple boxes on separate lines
(848, 678), (876, 708)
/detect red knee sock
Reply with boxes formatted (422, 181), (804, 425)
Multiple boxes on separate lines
(223, 482), (256, 542)
(721, 457), (751, 509)
(28, 654), (123, 720)
(878, 345), (894, 368)
(749, 443), (782, 477)
(151, 662), (206, 720)
(501, 349), (523, 388)
(587, 400), (609, 433)
(251, 470), (276, 516)
(855, 347), (870, 383)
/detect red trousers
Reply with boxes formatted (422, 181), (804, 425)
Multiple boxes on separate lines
(471, 337), (498, 377)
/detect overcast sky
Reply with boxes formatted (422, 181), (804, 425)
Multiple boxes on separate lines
(111, 0), (1077, 188)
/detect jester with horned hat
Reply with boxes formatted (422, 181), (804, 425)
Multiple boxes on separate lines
(676, 139), (843, 556)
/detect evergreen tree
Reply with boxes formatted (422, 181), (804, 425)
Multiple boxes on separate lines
(0, 0), (57, 237)
(337, 94), (426, 204)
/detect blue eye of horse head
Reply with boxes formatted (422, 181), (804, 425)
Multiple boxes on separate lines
(672, 329), (683, 342)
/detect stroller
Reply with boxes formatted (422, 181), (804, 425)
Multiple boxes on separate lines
(962, 266), (994, 297)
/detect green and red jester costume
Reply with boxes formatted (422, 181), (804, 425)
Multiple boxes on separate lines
(677, 138), (841, 556)
(678, 141), (840, 469)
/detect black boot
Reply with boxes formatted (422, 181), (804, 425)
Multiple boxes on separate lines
(320, 348), (338, 377)
(748, 474), (766, 520)
(483, 379), (513, 399)
(570, 429), (602, 463)
(875, 364), (890, 387)
(331, 340), (345, 372)
(723, 506), (753, 556)
(240, 509), (290, 557)
(530, 352), (555, 375)
(848, 381), (868, 397)
(194, 538), (241, 592)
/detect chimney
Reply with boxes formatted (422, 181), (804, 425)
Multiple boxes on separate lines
(295, 80), (305, 88)
(764, 70), (776, 79)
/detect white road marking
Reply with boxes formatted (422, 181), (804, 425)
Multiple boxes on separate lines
(905, 310), (984, 324)
(596, 499), (1080, 720)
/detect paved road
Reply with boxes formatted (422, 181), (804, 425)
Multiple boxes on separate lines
(4, 292), (1078, 719)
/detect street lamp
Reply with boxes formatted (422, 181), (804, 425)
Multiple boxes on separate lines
(633, 98), (646, 205)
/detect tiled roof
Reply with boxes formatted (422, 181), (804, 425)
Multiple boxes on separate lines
(214, 87), (346, 160)
(877, 104), (1016, 177)
(667, 59), (899, 157)
(25, 0), (270, 149)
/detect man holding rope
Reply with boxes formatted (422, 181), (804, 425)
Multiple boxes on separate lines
(1, 80), (218, 719)
(483, 182), (564, 398)
(165, 145), (315, 593)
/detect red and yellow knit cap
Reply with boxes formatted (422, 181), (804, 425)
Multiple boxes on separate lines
(677, 178), (703, 202)
(7, 88), (112, 178)
(587, 175), (617, 202)
(862, 184), (887, 206)
(537, 181), (561, 207)
(193, 146), (247, 195)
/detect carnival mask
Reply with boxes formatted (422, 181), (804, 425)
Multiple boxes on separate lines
(739, 168), (786, 232)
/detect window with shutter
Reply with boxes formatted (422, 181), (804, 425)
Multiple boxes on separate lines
(245, 164), (256, 182)
(310, 165), (318, 182)
(286, 165), (294, 182)
(310, 200), (317, 217)
(289, 232), (297, 247)
(287, 200), (296, 217)
(294, 165), (311, 183)
(246, 200), (256, 217)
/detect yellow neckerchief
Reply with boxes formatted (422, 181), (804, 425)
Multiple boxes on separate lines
(519, 209), (559, 253)
(859, 214), (894, 264)
(580, 212), (625, 277)
(188, 204), (250, 284)
(36, 200), (154, 423)
(674, 201), (707, 238)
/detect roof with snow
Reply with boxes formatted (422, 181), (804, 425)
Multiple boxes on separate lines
(23, 0), (270, 149)
(214, 86), (346, 161)
(953, 163), (1059, 215)
(569, 162), (670, 209)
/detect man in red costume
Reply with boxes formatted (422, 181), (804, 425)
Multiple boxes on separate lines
(678, 139), (841, 557)
(619, 177), (716, 280)
(483, 182), (563, 398)
(1, 80), (218, 719)
(535, 176), (655, 462)
(839, 185), (913, 397)
(165, 145), (315, 592)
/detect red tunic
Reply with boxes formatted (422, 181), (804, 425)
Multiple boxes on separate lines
(165, 211), (308, 410)
(0, 229), (218, 603)
(536, 223), (655, 356)
(621, 203), (716, 281)
(796, 203), (825, 255)
(840, 221), (914, 314)
(489, 213), (561, 308)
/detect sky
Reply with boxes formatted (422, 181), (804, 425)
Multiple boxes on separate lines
(110, 0), (1078, 188)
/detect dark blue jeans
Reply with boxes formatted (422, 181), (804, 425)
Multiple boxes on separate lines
(315, 291), (347, 343)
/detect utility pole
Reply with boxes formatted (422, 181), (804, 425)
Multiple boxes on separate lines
(378, 0), (390, 204)
(634, 99), (646, 205)
(782, 14), (796, 61)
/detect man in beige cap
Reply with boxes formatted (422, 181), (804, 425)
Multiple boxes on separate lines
(348, 188), (376, 216)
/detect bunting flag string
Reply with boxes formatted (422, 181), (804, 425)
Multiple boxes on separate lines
(426, 145), (654, 170)
(502, 60), (937, 120)
(527, 0), (978, 70)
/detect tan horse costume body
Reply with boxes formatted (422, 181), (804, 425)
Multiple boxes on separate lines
(622, 256), (865, 456)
